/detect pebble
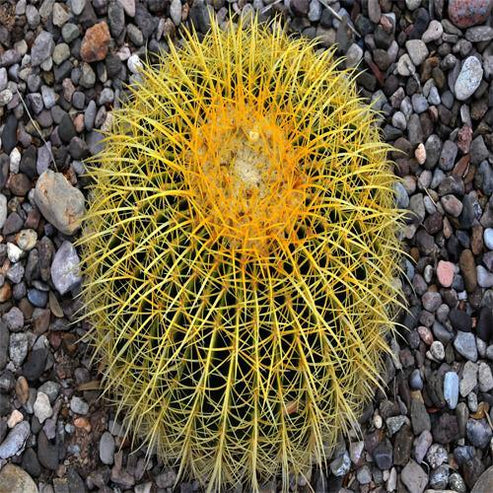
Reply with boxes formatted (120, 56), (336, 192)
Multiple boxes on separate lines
(373, 439), (393, 470)
(9, 333), (28, 366)
(466, 419), (492, 449)
(478, 362), (493, 392)
(33, 391), (53, 423)
(330, 451), (351, 476)
(31, 31), (54, 66)
(444, 371), (459, 409)
(406, 40), (428, 66)
(99, 431), (115, 465)
(448, 0), (493, 28)
(118, 0), (136, 16)
(454, 56), (484, 101)
(422, 20), (444, 43)
(0, 194), (7, 229)
(430, 341), (445, 360)
(441, 194), (463, 217)
(70, 396), (89, 415)
(34, 170), (85, 235)
(128, 54), (143, 74)
(477, 264), (493, 287)
(437, 261), (455, 287)
(0, 421), (30, 459)
(461, 361), (478, 397)
(170, 0), (182, 26)
(401, 460), (428, 493)
(51, 241), (82, 295)
(81, 21), (111, 63)
(0, 463), (38, 493)
(454, 332), (478, 362)
(70, 0), (86, 15)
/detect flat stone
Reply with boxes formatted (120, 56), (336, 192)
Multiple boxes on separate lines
(34, 170), (85, 235)
(0, 421), (30, 459)
(0, 463), (38, 493)
(460, 361), (478, 397)
(51, 241), (81, 295)
(401, 460), (428, 493)
(454, 331), (478, 362)
(31, 31), (54, 66)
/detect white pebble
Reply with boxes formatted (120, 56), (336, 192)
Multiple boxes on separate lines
(33, 392), (53, 424)
(127, 54), (143, 74)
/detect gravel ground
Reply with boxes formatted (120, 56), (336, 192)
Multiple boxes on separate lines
(1, 0), (493, 492)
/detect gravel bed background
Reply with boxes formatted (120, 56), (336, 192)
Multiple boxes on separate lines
(0, 0), (493, 491)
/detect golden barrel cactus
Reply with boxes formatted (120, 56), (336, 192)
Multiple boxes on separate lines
(80, 18), (404, 492)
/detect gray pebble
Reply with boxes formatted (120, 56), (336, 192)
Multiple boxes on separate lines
(466, 419), (492, 448)
(454, 56), (484, 101)
(477, 265), (493, 288)
(454, 331), (478, 362)
(9, 332), (28, 366)
(0, 421), (30, 459)
(70, 396), (89, 415)
(99, 431), (115, 465)
(31, 31), (54, 67)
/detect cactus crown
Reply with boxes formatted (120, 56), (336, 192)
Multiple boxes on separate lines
(80, 18), (405, 492)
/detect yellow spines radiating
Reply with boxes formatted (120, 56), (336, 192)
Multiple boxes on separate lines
(79, 18), (405, 493)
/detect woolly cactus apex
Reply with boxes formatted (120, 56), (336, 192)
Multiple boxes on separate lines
(80, 18), (405, 492)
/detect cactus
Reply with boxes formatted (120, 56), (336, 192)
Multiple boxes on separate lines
(80, 18), (405, 492)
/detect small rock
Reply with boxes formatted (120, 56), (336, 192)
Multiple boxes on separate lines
(422, 20), (443, 42)
(0, 421), (30, 459)
(51, 241), (81, 295)
(99, 431), (115, 465)
(330, 451), (351, 476)
(33, 392), (53, 424)
(414, 430), (432, 463)
(477, 265), (493, 288)
(437, 261), (455, 287)
(31, 31), (54, 66)
(70, 396), (89, 415)
(466, 419), (492, 449)
(461, 361), (478, 397)
(34, 170), (85, 235)
(448, 0), (493, 28)
(0, 463), (38, 493)
(401, 460), (428, 493)
(478, 362), (493, 392)
(454, 332), (478, 362)
(406, 39), (428, 66)
(373, 438), (393, 470)
(430, 341), (445, 360)
(454, 56), (484, 101)
(80, 21), (111, 62)
(444, 371), (459, 409)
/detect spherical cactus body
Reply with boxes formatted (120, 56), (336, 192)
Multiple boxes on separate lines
(80, 18), (405, 492)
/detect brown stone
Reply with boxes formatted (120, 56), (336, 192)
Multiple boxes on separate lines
(8, 173), (31, 196)
(459, 249), (477, 293)
(80, 21), (111, 62)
